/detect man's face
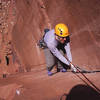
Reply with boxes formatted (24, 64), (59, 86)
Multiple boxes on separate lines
(56, 36), (67, 44)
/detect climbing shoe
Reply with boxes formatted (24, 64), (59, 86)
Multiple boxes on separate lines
(48, 71), (53, 76)
(60, 68), (67, 72)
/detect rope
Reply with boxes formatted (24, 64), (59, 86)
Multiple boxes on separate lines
(76, 66), (100, 73)
(64, 56), (100, 94)
(60, 61), (100, 100)
(73, 67), (100, 94)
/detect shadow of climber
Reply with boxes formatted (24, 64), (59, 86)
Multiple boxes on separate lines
(61, 84), (100, 100)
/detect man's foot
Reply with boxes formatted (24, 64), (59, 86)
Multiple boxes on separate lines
(48, 71), (53, 76)
(60, 68), (67, 72)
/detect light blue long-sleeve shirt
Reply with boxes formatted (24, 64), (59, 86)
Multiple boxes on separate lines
(44, 29), (72, 65)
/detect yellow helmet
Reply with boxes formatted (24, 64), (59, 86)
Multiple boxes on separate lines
(55, 23), (69, 37)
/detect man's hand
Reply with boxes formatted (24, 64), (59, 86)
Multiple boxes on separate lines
(70, 63), (77, 72)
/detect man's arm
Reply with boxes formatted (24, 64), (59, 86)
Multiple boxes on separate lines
(47, 43), (70, 65)
(64, 43), (72, 63)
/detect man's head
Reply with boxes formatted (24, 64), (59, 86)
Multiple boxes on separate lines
(55, 23), (69, 43)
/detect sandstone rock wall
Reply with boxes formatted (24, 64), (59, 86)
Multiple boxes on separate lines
(0, 0), (100, 75)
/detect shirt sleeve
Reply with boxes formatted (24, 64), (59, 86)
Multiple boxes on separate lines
(47, 43), (70, 65)
(64, 43), (72, 63)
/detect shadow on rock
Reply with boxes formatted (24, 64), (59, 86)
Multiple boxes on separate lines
(61, 84), (100, 100)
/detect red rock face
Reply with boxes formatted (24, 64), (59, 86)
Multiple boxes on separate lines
(0, 0), (18, 75)
(43, 0), (100, 69)
(0, 1), (100, 100)
(0, 0), (100, 74)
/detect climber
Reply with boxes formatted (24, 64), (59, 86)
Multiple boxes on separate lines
(43, 23), (77, 76)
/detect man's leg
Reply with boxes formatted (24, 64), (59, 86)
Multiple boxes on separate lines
(44, 48), (56, 76)
(57, 59), (70, 72)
